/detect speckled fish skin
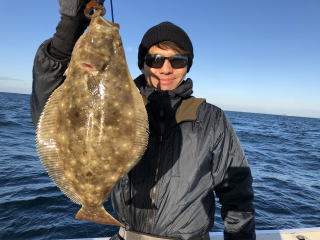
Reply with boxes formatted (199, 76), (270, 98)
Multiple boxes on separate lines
(36, 16), (148, 227)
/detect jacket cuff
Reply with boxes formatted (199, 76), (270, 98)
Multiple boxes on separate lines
(223, 211), (256, 240)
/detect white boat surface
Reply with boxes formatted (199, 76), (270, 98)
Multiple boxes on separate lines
(65, 227), (320, 240)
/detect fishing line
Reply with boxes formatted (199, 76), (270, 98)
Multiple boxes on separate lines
(110, 0), (115, 22)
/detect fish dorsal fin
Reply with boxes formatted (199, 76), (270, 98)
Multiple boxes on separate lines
(36, 85), (82, 205)
(128, 79), (149, 166)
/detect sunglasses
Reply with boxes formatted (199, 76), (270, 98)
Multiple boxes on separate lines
(144, 54), (189, 69)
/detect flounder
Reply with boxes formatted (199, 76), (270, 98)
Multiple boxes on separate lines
(36, 15), (148, 226)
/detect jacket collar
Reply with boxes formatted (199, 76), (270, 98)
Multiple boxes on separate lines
(134, 74), (193, 100)
(134, 75), (205, 123)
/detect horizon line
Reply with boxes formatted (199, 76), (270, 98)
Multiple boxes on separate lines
(1, 91), (319, 120)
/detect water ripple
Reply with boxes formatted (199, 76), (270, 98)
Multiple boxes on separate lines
(0, 93), (319, 239)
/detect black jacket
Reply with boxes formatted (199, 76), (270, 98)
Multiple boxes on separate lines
(31, 39), (255, 240)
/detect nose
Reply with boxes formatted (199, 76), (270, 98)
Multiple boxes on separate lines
(160, 59), (173, 74)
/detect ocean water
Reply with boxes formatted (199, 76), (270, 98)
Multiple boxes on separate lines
(0, 92), (319, 240)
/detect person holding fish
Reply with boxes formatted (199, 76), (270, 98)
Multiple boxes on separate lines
(31, 1), (256, 240)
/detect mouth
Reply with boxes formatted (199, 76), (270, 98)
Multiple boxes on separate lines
(159, 78), (175, 83)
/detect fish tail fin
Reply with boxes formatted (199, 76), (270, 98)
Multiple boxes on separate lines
(75, 205), (124, 227)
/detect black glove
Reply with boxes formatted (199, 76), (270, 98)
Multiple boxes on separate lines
(59, 0), (106, 17)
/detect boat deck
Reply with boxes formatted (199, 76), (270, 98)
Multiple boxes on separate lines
(66, 227), (320, 240)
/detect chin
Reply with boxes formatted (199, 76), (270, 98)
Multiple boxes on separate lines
(157, 83), (175, 91)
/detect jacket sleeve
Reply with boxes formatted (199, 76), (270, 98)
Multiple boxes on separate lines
(30, 13), (89, 127)
(211, 110), (256, 240)
(30, 39), (70, 126)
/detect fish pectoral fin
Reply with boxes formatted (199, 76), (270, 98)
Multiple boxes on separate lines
(75, 205), (124, 227)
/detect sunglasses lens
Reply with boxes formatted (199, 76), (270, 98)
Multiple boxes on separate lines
(145, 55), (188, 69)
(145, 55), (165, 68)
(170, 56), (188, 68)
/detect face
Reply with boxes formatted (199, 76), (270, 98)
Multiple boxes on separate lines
(141, 45), (188, 91)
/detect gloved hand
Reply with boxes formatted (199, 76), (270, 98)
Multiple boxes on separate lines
(50, 0), (106, 59)
(59, 0), (105, 17)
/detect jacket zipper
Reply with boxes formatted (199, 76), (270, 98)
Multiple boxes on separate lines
(147, 107), (165, 232)
(151, 135), (162, 207)
(147, 134), (163, 232)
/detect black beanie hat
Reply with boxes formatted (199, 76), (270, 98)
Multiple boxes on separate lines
(138, 21), (194, 72)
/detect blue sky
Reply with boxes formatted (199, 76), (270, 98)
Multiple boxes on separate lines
(0, 0), (319, 118)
